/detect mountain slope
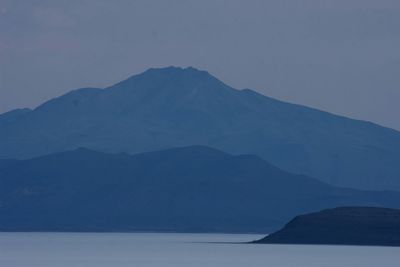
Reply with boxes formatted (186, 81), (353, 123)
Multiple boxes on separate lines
(0, 146), (400, 232)
(0, 108), (32, 127)
(1, 67), (400, 190)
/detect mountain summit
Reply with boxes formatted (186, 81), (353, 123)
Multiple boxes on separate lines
(1, 66), (400, 190)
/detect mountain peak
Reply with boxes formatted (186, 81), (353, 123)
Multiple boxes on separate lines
(130, 66), (212, 81)
(144, 66), (208, 75)
(142, 66), (215, 81)
(109, 66), (228, 92)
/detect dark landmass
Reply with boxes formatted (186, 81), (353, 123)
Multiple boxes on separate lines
(1, 147), (400, 233)
(1, 67), (400, 190)
(254, 207), (400, 246)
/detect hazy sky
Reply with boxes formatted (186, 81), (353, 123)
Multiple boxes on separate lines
(1, 0), (399, 130)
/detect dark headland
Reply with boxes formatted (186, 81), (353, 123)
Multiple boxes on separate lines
(254, 207), (400, 247)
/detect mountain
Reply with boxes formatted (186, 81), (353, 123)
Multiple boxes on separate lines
(1, 146), (400, 232)
(1, 67), (400, 190)
(0, 108), (31, 127)
(254, 207), (400, 246)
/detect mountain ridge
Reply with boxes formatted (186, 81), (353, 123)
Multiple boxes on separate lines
(1, 66), (400, 190)
(1, 146), (400, 233)
(4, 66), (399, 131)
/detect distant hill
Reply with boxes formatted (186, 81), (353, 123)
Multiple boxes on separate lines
(1, 67), (400, 190)
(254, 207), (400, 246)
(1, 146), (400, 232)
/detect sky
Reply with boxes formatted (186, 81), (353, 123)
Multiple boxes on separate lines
(1, 0), (399, 130)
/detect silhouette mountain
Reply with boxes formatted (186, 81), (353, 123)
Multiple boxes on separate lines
(1, 66), (400, 190)
(254, 207), (400, 246)
(1, 146), (400, 232)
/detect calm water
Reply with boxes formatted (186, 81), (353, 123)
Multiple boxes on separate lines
(1, 232), (400, 267)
